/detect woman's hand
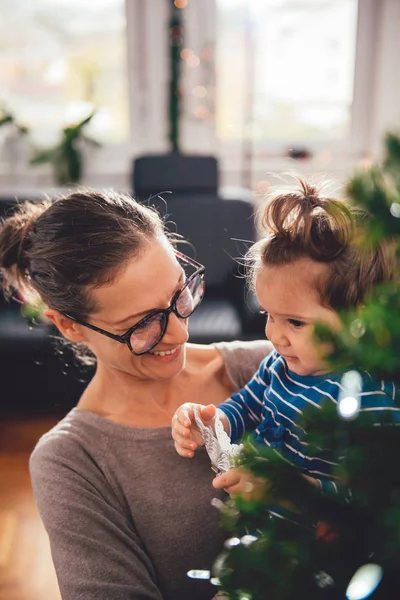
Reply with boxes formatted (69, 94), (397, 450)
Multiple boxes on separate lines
(212, 467), (269, 501)
(172, 403), (216, 457)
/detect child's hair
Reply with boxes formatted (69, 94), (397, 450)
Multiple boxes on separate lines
(0, 189), (165, 318)
(247, 178), (396, 310)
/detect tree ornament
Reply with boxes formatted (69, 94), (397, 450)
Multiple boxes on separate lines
(345, 564), (383, 600)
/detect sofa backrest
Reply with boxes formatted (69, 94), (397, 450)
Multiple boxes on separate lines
(133, 154), (218, 197)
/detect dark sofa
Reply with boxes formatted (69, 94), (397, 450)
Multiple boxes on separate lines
(0, 195), (93, 416)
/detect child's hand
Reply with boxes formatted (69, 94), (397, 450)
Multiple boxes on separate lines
(172, 403), (216, 457)
(212, 467), (269, 501)
(302, 474), (321, 488)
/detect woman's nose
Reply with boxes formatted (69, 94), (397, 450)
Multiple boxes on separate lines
(164, 311), (189, 345)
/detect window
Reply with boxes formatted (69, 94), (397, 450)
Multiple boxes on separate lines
(216, 0), (359, 146)
(0, 0), (129, 147)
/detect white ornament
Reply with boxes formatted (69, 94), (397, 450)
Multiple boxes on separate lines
(193, 406), (243, 473)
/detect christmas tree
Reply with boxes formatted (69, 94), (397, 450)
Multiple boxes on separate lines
(207, 134), (400, 600)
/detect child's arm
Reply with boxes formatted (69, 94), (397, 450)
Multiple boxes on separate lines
(218, 355), (273, 443)
(312, 378), (400, 498)
(172, 403), (230, 457)
(172, 355), (273, 457)
(310, 476), (342, 495)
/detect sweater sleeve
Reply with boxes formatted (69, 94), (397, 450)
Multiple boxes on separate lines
(30, 432), (164, 600)
(214, 339), (273, 390)
(218, 353), (274, 442)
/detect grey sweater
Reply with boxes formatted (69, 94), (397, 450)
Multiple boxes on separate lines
(30, 340), (271, 600)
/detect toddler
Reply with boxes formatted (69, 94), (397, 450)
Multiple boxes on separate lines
(172, 180), (400, 498)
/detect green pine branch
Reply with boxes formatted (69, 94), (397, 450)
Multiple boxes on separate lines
(213, 132), (400, 600)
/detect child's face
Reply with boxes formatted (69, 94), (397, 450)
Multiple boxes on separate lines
(255, 258), (341, 377)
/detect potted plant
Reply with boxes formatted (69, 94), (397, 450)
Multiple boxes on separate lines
(30, 112), (100, 185)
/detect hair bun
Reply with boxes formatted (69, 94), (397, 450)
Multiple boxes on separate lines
(0, 200), (49, 296)
(300, 180), (321, 208)
(260, 178), (353, 262)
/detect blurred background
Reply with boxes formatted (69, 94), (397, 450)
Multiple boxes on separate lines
(0, 1), (399, 598)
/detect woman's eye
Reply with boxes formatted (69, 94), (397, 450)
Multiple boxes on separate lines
(132, 320), (148, 331)
(289, 319), (305, 328)
(117, 319), (147, 335)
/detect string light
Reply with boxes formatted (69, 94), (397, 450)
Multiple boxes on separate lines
(338, 370), (362, 420)
(224, 537), (241, 549)
(193, 105), (210, 119)
(186, 54), (200, 68)
(187, 569), (210, 579)
(180, 48), (193, 60)
(346, 564), (383, 600)
(240, 534), (258, 546)
(338, 396), (360, 419)
(390, 202), (400, 218)
(193, 85), (207, 98)
(174, 0), (188, 8)
(210, 497), (225, 511)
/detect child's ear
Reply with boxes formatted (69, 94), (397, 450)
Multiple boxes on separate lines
(44, 309), (87, 343)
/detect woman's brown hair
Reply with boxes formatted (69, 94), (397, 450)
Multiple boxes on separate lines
(247, 179), (396, 310)
(0, 189), (165, 318)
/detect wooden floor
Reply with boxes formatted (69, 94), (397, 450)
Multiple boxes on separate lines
(0, 417), (61, 600)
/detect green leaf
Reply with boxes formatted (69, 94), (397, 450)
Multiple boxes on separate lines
(0, 114), (14, 127)
(29, 148), (57, 165)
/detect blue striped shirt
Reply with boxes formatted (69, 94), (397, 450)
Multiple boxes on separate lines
(218, 351), (400, 492)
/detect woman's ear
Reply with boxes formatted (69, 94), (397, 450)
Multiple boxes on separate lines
(44, 309), (87, 343)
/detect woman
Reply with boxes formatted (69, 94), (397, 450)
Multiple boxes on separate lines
(0, 189), (270, 600)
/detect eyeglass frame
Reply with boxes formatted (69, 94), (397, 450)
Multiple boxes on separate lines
(61, 250), (206, 356)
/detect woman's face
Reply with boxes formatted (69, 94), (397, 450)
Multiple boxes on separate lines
(82, 236), (190, 381)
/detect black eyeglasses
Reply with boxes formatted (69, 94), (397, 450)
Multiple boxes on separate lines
(62, 251), (205, 355)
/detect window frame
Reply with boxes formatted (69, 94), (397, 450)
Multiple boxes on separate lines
(0, 0), (389, 189)
(214, 0), (380, 160)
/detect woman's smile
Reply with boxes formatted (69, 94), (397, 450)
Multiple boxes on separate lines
(148, 345), (182, 362)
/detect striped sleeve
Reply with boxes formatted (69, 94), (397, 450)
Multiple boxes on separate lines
(316, 377), (400, 498)
(218, 353), (274, 442)
(357, 378), (400, 423)
(315, 477), (340, 496)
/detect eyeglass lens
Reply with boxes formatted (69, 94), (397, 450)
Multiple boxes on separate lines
(129, 272), (204, 353)
(175, 272), (204, 318)
(129, 312), (166, 354)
